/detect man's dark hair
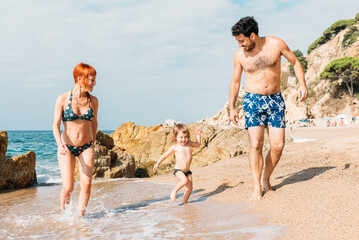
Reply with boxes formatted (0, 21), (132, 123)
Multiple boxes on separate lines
(231, 16), (258, 37)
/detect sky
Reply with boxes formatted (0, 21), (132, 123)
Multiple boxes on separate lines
(0, 0), (358, 130)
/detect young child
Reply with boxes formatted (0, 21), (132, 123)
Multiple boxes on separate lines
(153, 123), (202, 203)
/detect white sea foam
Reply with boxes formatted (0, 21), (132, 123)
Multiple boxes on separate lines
(0, 179), (284, 239)
(37, 174), (62, 185)
(291, 136), (317, 143)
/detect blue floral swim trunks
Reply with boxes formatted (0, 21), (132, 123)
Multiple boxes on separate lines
(242, 92), (286, 129)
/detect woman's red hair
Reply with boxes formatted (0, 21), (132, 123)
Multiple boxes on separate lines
(73, 63), (97, 88)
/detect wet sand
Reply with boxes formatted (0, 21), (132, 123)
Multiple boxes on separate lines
(0, 179), (282, 239)
(148, 124), (359, 239)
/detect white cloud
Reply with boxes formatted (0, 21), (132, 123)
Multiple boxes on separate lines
(0, 0), (358, 129)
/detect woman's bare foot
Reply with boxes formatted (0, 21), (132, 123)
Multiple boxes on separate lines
(250, 187), (262, 201)
(170, 190), (176, 202)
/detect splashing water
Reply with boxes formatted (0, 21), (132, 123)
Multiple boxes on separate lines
(0, 179), (284, 239)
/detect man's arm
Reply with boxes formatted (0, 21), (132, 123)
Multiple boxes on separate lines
(229, 51), (243, 126)
(280, 41), (308, 102)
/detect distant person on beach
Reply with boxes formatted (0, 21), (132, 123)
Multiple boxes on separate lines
(332, 121), (337, 127)
(52, 63), (99, 216)
(339, 119), (344, 126)
(229, 16), (308, 200)
(153, 124), (202, 203)
(326, 120), (331, 127)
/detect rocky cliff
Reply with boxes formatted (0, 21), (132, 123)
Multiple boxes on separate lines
(0, 131), (8, 158)
(0, 131), (37, 190)
(282, 22), (359, 120)
(110, 121), (251, 176)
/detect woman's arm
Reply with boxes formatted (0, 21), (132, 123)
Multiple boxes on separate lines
(52, 94), (67, 154)
(91, 96), (99, 142)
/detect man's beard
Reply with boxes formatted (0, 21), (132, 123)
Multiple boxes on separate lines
(244, 41), (255, 52)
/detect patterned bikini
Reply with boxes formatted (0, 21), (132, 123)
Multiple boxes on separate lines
(62, 92), (94, 156)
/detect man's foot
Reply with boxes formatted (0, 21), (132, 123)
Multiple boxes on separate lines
(170, 190), (176, 202)
(261, 180), (273, 192)
(250, 188), (262, 201)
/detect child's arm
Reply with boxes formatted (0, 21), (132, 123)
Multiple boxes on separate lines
(189, 129), (202, 147)
(153, 145), (175, 172)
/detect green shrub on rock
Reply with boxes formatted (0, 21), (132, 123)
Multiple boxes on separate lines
(307, 16), (357, 54)
(289, 49), (307, 76)
(320, 57), (359, 97)
(342, 26), (359, 48)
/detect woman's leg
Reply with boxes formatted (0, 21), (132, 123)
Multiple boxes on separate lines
(58, 150), (76, 210)
(77, 146), (95, 216)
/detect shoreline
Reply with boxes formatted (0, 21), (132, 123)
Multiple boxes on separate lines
(148, 125), (359, 239)
(2, 125), (358, 238)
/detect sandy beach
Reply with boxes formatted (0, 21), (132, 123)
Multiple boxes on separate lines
(148, 124), (359, 239)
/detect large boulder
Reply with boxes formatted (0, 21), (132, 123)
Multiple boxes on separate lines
(75, 131), (135, 180)
(0, 131), (8, 158)
(0, 151), (37, 190)
(95, 130), (114, 149)
(111, 122), (251, 176)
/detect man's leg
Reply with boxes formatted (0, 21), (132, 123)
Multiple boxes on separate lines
(248, 126), (265, 200)
(262, 126), (285, 192)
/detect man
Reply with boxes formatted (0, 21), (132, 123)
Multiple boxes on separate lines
(229, 16), (307, 200)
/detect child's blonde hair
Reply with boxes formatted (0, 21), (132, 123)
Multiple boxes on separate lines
(173, 123), (190, 142)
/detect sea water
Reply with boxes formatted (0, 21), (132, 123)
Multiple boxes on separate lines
(1, 131), (284, 239)
(5, 130), (113, 185)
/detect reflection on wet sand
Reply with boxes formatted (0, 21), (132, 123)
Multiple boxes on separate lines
(0, 179), (283, 239)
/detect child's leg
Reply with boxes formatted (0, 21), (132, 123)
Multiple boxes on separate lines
(171, 171), (189, 201)
(182, 174), (193, 203)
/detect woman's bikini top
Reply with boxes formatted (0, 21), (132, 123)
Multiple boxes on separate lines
(62, 92), (94, 122)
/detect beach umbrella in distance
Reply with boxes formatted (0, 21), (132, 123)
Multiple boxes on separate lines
(299, 119), (308, 122)
(321, 116), (332, 121)
(335, 114), (349, 119)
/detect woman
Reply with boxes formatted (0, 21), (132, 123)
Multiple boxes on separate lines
(52, 63), (99, 216)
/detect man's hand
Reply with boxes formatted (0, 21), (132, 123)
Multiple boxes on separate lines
(298, 85), (308, 102)
(229, 108), (239, 126)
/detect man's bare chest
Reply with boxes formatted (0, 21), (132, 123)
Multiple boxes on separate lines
(241, 53), (279, 73)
